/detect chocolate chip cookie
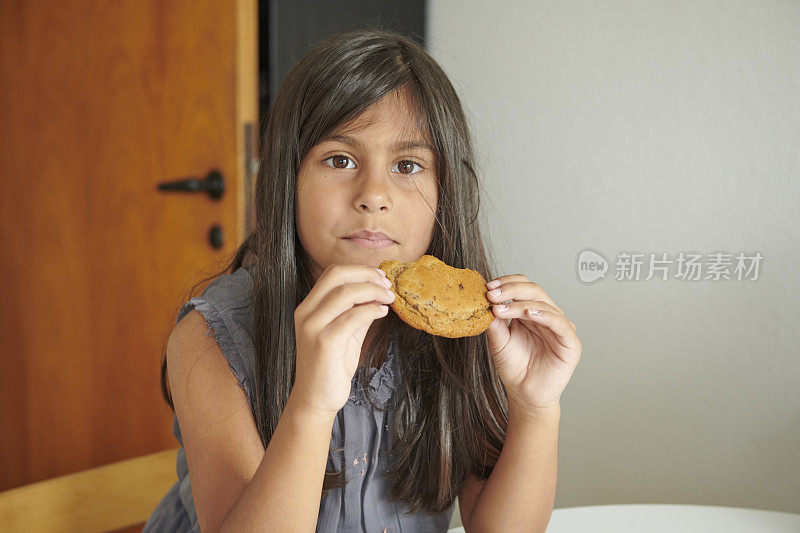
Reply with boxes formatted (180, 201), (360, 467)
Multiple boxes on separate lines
(379, 255), (494, 338)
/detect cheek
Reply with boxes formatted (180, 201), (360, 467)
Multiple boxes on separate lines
(297, 179), (343, 239)
(296, 183), (326, 241)
(421, 180), (438, 226)
(404, 181), (438, 232)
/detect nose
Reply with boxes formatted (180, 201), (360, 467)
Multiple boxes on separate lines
(353, 170), (392, 213)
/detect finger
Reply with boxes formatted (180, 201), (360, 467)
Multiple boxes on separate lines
(491, 299), (563, 321)
(485, 273), (530, 289)
(533, 318), (569, 356)
(524, 308), (579, 350)
(485, 279), (565, 315)
(307, 281), (395, 332)
(324, 302), (389, 346)
(507, 316), (563, 359)
(494, 289), (576, 333)
(299, 264), (390, 315)
(493, 300), (579, 350)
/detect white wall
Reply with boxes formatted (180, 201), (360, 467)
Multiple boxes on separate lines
(429, 0), (800, 525)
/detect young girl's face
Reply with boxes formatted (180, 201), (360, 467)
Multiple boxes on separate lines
(296, 91), (438, 277)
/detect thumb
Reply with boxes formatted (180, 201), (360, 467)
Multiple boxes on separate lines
(353, 322), (371, 346)
(486, 317), (510, 356)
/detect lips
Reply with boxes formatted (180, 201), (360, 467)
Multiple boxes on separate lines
(345, 229), (396, 242)
(343, 229), (397, 249)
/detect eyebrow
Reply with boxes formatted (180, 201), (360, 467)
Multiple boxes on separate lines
(320, 133), (434, 154)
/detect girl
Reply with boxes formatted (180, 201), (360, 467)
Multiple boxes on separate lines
(145, 28), (581, 533)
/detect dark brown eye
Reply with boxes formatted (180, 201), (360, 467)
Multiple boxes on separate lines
(394, 160), (423, 175)
(324, 155), (355, 169)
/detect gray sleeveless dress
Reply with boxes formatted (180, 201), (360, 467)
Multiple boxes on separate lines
(143, 264), (456, 532)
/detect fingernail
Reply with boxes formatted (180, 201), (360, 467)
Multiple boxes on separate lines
(382, 277), (392, 288)
(486, 279), (500, 290)
(528, 308), (541, 316)
(494, 304), (507, 312)
(376, 268), (388, 277)
(488, 288), (501, 298)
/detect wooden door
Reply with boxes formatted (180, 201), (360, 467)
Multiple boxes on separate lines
(0, 0), (258, 491)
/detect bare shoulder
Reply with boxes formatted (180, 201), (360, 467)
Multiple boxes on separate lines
(166, 308), (264, 532)
(167, 309), (235, 412)
(168, 307), (217, 373)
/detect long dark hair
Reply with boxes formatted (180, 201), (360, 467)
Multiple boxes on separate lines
(159, 27), (508, 515)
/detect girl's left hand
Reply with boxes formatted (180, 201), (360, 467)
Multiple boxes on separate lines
(484, 274), (582, 414)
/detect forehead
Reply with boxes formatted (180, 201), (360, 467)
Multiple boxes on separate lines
(319, 91), (433, 153)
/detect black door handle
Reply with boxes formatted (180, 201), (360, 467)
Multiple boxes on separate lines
(208, 224), (224, 249)
(157, 169), (225, 200)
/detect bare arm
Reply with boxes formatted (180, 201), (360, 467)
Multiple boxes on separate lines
(462, 405), (560, 532)
(167, 310), (336, 533)
(219, 394), (336, 533)
(171, 265), (391, 532)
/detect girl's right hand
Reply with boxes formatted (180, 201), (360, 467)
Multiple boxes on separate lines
(291, 264), (396, 417)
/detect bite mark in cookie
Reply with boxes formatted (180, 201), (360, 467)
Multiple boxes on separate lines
(378, 255), (494, 338)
